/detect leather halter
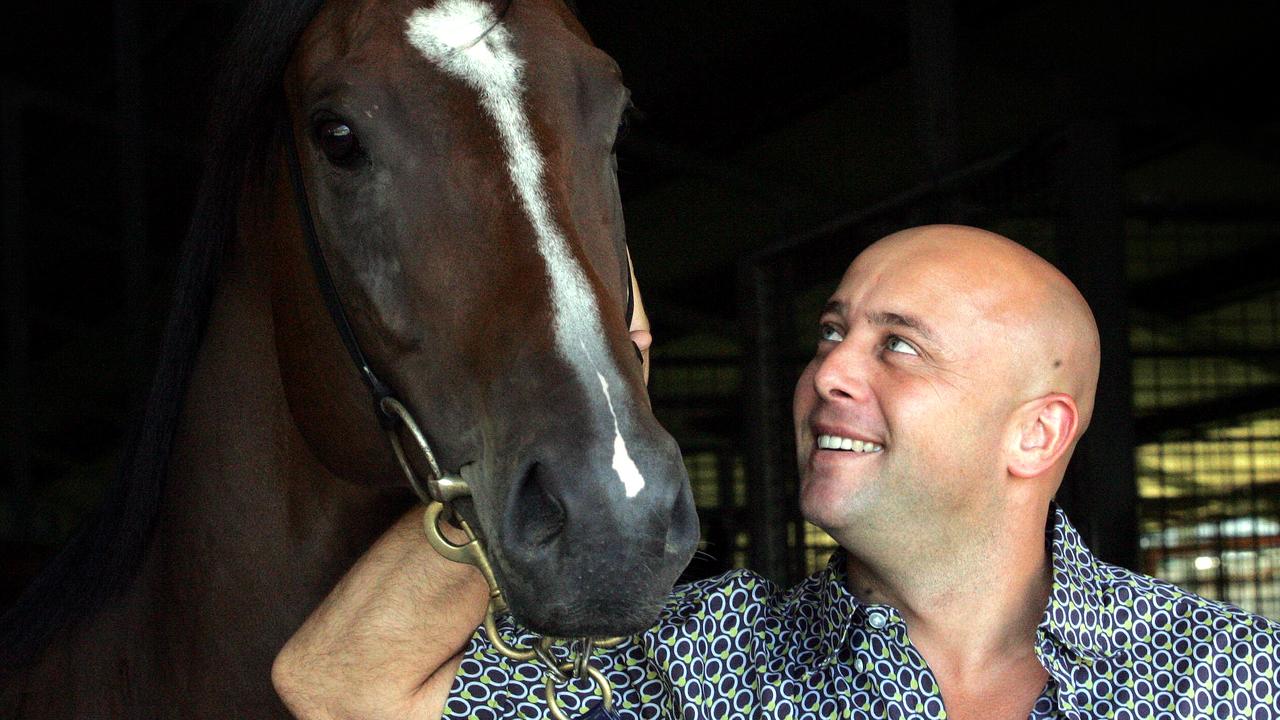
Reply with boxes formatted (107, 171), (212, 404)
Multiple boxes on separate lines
(283, 124), (397, 427)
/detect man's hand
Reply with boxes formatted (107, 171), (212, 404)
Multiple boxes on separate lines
(272, 509), (489, 720)
(627, 247), (652, 384)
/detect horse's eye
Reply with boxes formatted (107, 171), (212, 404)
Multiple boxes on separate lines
(314, 119), (364, 166)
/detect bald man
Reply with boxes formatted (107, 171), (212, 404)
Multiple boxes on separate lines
(274, 226), (1279, 720)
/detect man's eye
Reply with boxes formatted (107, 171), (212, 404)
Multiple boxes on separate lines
(885, 336), (919, 356)
(819, 323), (844, 342)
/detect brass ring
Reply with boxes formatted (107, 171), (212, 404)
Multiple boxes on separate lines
(482, 610), (537, 662)
(381, 397), (443, 501)
(388, 429), (434, 505)
(544, 662), (612, 720)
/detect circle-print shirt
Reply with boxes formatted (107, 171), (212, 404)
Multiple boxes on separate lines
(444, 506), (1280, 719)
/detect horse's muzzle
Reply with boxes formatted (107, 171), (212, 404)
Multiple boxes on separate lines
(491, 428), (700, 637)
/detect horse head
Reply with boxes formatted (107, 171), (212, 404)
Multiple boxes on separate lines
(270, 0), (699, 636)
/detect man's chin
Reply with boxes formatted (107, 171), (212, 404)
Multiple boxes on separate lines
(799, 474), (874, 533)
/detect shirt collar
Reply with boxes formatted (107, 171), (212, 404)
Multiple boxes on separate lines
(809, 506), (1119, 669)
(814, 548), (860, 665)
(1038, 503), (1118, 663)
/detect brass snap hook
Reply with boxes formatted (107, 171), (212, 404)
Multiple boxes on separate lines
(422, 501), (509, 617)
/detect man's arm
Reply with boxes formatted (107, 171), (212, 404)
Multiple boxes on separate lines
(272, 509), (488, 720)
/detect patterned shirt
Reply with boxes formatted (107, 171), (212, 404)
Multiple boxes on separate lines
(444, 507), (1280, 719)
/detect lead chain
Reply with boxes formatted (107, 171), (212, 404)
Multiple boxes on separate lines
(383, 396), (624, 718)
(422, 500), (625, 717)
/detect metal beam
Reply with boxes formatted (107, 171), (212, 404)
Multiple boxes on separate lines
(1053, 115), (1139, 571)
(1137, 490), (1280, 523)
(752, 139), (1033, 266)
(740, 259), (794, 583)
(1129, 240), (1280, 319)
(1135, 385), (1280, 444)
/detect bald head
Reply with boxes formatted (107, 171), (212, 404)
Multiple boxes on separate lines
(795, 223), (1100, 562)
(855, 225), (1100, 438)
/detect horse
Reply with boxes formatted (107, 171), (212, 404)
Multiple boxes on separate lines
(0, 0), (699, 716)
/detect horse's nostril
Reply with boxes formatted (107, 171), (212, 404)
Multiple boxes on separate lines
(508, 462), (565, 550)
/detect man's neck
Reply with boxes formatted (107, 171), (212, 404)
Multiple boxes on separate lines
(841, 501), (1054, 718)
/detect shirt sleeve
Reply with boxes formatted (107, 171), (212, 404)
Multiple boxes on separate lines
(640, 569), (794, 718)
(442, 570), (787, 720)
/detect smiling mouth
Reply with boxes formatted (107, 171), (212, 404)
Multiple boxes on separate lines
(816, 434), (884, 453)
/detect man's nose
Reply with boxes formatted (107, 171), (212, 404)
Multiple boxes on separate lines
(813, 341), (873, 403)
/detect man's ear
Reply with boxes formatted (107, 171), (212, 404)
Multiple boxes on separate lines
(1007, 393), (1079, 479)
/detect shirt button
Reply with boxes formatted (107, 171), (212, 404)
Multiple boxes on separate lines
(854, 657), (867, 673)
(867, 611), (887, 629)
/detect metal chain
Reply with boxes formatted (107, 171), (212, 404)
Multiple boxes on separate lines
(384, 397), (623, 717)
(423, 500), (624, 716)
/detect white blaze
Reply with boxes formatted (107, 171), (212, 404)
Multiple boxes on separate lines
(596, 371), (645, 498)
(406, 0), (645, 497)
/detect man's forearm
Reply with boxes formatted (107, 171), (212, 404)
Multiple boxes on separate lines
(273, 508), (488, 720)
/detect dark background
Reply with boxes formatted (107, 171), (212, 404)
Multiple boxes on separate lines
(3, 1), (1278, 617)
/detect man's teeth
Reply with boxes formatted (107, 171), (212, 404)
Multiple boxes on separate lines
(817, 434), (883, 453)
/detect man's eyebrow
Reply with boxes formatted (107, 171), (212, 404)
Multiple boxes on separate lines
(866, 310), (939, 344)
(821, 302), (940, 343)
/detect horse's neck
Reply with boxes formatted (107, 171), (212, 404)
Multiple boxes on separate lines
(22, 215), (410, 717)
(141, 221), (408, 712)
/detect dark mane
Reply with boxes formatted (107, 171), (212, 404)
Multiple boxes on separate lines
(0, 0), (324, 671)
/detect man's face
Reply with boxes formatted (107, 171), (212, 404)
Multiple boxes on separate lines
(793, 241), (1022, 543)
